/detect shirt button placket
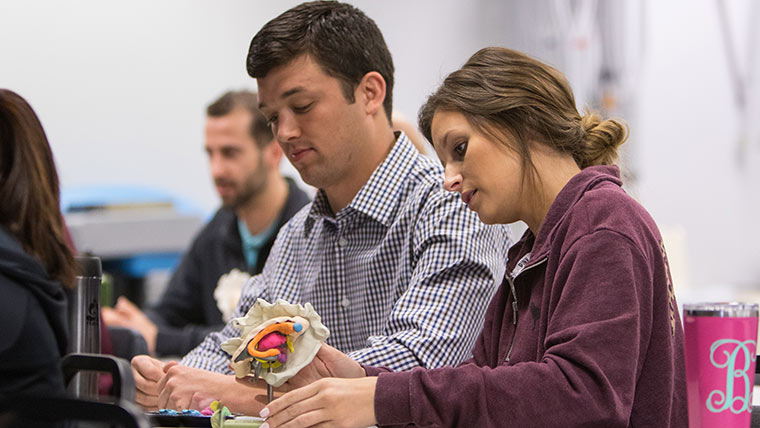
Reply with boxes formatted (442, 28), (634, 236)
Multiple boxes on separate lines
(334, 229), (350, 348)
(337, 236), (349, 308)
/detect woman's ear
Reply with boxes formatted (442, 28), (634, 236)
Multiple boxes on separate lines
(356, 71), (386, 117)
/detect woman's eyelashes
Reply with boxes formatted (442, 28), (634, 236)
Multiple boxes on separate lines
(453, 140), (468, 158)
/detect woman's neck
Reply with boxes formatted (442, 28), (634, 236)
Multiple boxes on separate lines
(524, 145), (581, 236)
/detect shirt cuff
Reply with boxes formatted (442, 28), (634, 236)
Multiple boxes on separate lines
(374, 370), (414, 426)
(362, 364), (392, 377)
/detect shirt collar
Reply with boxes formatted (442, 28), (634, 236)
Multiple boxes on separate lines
(305, 132), (419, 234)
(237, 217), (278, 249)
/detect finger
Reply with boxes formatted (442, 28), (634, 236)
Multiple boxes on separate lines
(133, 370), (159, 396)
(115, 296), (132, 308)
(320, 344), (351, 367)
(101, 308), (130, 327)
(162, 360), (179, 373)
(133, 356), (164, 382)
(157, 379), (171, 410)
(156, 366), (170, 393)
(135, 389), (159, 410)
(156, 367), (174, 409)
(192, 395), (215, 412)
(101, 308), (125, 326)
(316, 343), (334, 357)
(132, 358), (162, 394)
(264, 383), (320, 420)
(173, 393), (192, 412)
(268, 400), (328, 428)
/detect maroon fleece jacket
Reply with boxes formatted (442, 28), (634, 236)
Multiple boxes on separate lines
(368, 165), (688, 427)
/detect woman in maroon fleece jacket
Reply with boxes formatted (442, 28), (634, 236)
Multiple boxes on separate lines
(253, 47), (688, 428)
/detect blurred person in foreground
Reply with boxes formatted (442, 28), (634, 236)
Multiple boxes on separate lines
(0, 89), (77, 397)
(258, 47), (688, 428)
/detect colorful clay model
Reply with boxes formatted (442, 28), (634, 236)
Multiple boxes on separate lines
(233, 317), (309, 375)
(222, 299), (330, 388)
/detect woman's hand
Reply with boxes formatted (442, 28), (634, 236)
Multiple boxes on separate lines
(259, 376), (378, 428)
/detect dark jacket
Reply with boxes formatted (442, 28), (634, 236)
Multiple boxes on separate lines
(146, 178), (310, 356)
(372, 165), (688, 427)
(0, 226), (69, 397)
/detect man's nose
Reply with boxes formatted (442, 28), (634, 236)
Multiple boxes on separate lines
(275, 112), (301, 142)
(209, 154), (225, 178)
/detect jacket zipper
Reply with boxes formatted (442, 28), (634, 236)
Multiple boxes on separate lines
(504, 257), (547, 363)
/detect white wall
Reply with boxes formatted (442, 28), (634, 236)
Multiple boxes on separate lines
(1, 0), (759, 295)
(0, 0), (501, 214)
(636, 0), (760, 295)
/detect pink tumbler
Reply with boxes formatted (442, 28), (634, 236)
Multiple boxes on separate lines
(684, 302), (759, 428)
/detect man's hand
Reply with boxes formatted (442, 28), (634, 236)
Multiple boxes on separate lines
(131, 354), (174, 410)
(102, 296), (158, 353)
(157, 364), (269, 414)
(284, 343), (366, 390)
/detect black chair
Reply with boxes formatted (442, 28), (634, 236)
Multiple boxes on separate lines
(63, 352), (136, 402)
(0, 395), (149, 428)
(0, 353), (150, 428)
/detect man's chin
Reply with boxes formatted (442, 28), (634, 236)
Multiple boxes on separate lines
(219, 197), (237, 210)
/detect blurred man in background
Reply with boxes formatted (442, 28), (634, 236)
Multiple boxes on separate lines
(102, 90), (309, 356)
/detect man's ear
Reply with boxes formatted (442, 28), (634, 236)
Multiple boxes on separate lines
(356, 71), (386, 116)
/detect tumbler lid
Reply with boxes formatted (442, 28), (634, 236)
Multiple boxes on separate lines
(683, 302), (759, 317)
(75, 255), (102, 278)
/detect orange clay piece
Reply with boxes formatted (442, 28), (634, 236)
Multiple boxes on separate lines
(246, 322), (298, 359)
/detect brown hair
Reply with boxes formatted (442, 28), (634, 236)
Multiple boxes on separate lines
(247, 1), (395, 123)
(206, 90), (274, 147)
(0, 89), (77, 287)
(419, 47), (628, 183)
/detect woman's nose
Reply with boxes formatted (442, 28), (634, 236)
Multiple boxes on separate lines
(443, 167), (462, 192)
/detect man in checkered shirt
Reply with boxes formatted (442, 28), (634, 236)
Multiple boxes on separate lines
(131, 1), (510, 414)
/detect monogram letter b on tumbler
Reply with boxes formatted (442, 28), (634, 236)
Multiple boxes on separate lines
(684, 303), (759, 428)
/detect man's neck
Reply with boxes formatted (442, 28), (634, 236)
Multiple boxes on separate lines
(324, 127), (397, 213)
(237, 175), (289, 235)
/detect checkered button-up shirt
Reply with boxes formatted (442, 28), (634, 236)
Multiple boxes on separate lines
(182, 133), (511, 372)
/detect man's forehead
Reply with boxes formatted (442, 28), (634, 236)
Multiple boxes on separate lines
(257, 56), (331, 108)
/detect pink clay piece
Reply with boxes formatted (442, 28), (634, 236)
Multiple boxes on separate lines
(257, 332), (287, 351)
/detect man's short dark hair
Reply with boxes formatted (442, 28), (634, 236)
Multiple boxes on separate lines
(206, 90), (274, 147)
(247, 1), (394, 123)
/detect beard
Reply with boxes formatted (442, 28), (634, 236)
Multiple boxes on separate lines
(217, 158), (269, 210)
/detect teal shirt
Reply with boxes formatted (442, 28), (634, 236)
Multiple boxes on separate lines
(237, 217), (279, 270)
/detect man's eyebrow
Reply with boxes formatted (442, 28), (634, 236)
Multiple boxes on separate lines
(282, 86), (306, 98)
(259, 86), (307, 111)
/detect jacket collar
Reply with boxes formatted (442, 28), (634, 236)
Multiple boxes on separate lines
(515, 165), (623, 266)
